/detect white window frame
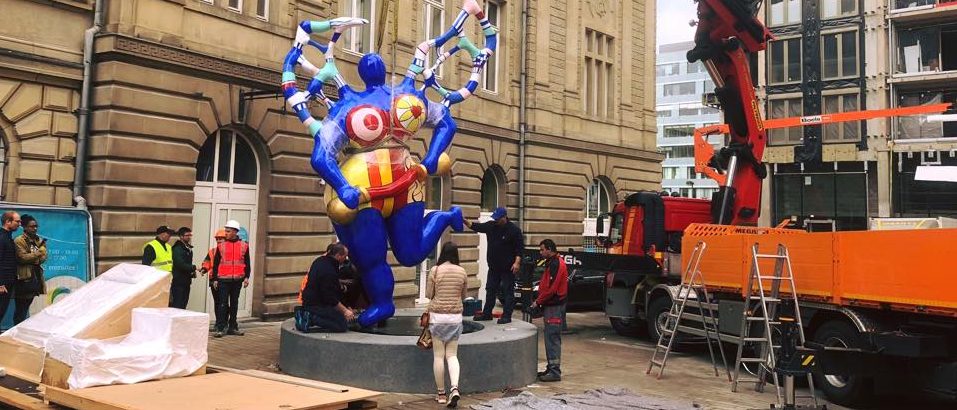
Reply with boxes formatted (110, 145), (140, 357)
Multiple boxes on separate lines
(201, 0), (213, 4)
(820, 0), (857, 19)
(227, 0), (242, 13)
(482, 0), (501, 93)
(821, 29), (859, 80)
(343, 0), (377, 54)
(768, 36), (802, 85)
(767, 0), (802, 27)
(424, 0), (446, 78)
(255, 0), (269, 21)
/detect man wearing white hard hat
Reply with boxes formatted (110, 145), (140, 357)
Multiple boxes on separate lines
(211, 220), (251, 337)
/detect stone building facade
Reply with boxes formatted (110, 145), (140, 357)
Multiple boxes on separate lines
(1, 0), (659, 319)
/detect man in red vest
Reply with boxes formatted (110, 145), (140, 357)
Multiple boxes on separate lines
(212, 220), (250, 338)
(530, 239), (568, 382)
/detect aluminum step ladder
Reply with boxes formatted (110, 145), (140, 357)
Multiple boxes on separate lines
(646, 241), (730, 380)
(731, 243), (817, 407)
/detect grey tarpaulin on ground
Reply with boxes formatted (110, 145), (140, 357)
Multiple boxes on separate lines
(469, 387), (700, 410)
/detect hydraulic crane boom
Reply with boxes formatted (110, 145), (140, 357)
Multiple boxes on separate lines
(688, 0), (773, 225)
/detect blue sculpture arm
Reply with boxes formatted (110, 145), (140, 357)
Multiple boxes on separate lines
(311, 120), (361, 209)
(422, 101), (456, 175)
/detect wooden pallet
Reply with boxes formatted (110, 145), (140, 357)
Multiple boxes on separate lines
(43, 372), (379, 410)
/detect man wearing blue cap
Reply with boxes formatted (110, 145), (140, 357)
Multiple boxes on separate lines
(465, 207), (524, 324)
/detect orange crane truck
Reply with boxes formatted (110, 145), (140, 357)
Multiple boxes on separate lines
(598, 0), (957, 406)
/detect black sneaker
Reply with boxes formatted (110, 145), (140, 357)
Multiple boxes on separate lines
(536, 369), (549, 377)
(227, 328), (245, 336)
(497, 318), (512, 324)
(213, 330), (224, 338)
(473, 314), (492, 321)
(538, 372), (561, 382)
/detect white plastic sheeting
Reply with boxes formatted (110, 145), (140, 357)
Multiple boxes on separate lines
(47, 308), (208, 389)
(2, 263), (169, 348)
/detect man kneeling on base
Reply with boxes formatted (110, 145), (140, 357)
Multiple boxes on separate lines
(296, 243), (356, 333)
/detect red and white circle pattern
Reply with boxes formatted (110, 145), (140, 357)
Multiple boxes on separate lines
(345, 104), (388, 147)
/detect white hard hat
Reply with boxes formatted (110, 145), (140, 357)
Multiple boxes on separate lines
(225, 220), (241, 230)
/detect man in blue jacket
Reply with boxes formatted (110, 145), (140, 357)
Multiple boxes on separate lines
(466, 207), (524, 324)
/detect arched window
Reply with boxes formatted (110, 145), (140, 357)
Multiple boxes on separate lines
(196, 130), (258, 185)
(585, 178), (614, 218)
(481, 166), (504, 211)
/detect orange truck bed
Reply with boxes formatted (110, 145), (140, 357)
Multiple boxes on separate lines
(683, 224), (957, 317)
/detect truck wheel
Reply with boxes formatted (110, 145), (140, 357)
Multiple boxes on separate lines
(609, 317), (643, 337)
(646, 296), (673, 344)
(812, 320), (874, 406)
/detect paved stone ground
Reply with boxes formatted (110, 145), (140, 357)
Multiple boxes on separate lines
(208, 311), (953, 409)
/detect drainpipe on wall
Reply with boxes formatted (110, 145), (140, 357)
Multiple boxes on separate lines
(518, 0), (529, 232)
(73, 0), (106, 210)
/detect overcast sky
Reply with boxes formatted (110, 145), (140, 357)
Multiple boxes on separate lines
(656, 0), (698, 47)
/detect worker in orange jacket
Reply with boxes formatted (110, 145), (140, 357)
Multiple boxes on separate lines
(201, 229), (227, 329)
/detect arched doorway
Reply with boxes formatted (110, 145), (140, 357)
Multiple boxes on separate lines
(189, 129), (260, 318)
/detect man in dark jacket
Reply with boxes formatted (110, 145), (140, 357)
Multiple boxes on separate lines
(0, 211), (21, 328)
(531, 239), (568, 382)
(296, 243), (355, 333)
(466, 207), (524, 324)
(170, 227), (196, 309)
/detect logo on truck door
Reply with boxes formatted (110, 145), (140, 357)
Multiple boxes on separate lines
(563, 255), (582, 266)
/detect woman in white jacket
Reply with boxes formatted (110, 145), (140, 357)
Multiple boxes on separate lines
(426, 242), (469, 407)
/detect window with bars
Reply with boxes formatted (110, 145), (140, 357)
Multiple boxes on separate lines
(483, 1), (501, 93)
(663, 124), (696, 138)
(769, 38), (802, 84)
(768, 97), (803, 144)
(343, 0), (375, 53)
(822, 31), (859, 79)
(583, 29), (615, 118)
(823, 93), (861, 142)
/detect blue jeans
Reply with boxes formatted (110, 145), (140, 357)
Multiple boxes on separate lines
(482, 270), (514, 319)
(543, 303), (566, 374)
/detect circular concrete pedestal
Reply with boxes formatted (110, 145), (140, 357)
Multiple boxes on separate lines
(279, 309), (538, 393)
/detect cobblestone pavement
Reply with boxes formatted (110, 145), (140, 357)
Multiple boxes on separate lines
(208, 312), (952, 409)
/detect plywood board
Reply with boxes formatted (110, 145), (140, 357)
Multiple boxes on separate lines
(44, 372), (380, 410)
(0, 337), (46, 383)
(75, 276), (170, 341)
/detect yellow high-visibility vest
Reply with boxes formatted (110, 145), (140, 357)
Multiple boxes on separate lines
(144, 239), (173, 273)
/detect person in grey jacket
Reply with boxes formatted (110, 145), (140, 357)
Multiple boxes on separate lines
(426, 242), (469, 407)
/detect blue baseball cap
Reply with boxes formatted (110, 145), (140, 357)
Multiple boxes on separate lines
(491, 207), (507, 220)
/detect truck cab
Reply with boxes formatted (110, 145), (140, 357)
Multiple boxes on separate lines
(594, 192), (712, 336)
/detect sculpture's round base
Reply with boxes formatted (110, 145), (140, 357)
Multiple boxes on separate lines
(278, 309), (538, 393)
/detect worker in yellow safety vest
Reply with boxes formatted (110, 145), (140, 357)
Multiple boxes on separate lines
(143, 225), (176, 273)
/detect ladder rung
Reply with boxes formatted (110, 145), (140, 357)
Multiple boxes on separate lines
(745, 317), (781, 325)
(758, 275), (787, 280)
(650, 360), (664, 366)
(749, 296), (781, 302)
(737, 357), (767, 363)
(755, 254), (788, 259)
(743, 337), (769, 342)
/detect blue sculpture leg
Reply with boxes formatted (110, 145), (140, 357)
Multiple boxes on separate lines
(334, 208), (395, 327)
(387, 202), (463, 266)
